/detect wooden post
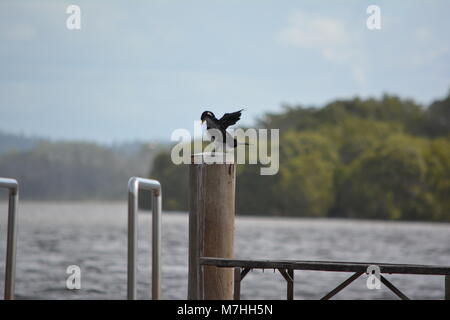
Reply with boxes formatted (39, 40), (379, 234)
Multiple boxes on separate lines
(287, 269), (294, 300)
(234, 267), (241, 300)
(188, 153), (236, 300)
(445, 275), (450, 300)
(277, 268), (294, 300)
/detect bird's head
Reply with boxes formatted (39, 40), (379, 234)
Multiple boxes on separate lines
(200, 111), (215, 124)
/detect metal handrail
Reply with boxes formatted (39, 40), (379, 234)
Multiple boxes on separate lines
(127, 177), (161, 300)
(0, 177), (19, 300)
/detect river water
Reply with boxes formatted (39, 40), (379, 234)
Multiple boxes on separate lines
(0, 202), (449, 300)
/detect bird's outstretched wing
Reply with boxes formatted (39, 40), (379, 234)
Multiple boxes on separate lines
(219, 109), (243, 129)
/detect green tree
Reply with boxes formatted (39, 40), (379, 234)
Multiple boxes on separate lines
(423, 138), (450, 221)
(148, 91), (450, 221)
(276, 131), (338, 217)
(337, 135), (438, 220)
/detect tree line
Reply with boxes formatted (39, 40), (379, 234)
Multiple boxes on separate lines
(0, 139), (160, 200)
(150, 92), (450, 221)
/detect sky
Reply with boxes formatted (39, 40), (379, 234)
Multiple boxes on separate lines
(0, 0), (449, 143)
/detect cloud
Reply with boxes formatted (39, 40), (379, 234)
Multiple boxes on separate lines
(278, 11), (352, 62)
(0, 23), (37, 40)
(278, 10), (367, 88)
(415, 27), (431, 42)
(351, 66), (367, 88)
(409, 46), (450, 69)
(407, 27), (450, 68)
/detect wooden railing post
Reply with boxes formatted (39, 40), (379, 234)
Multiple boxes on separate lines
(445, 275), (450, 300)
(188, 153), (236, 300)
(287, 269), (294, 300)
(234, 267), (241, 300)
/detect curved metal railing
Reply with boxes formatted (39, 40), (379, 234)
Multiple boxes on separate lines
(127, 177), (161, 300)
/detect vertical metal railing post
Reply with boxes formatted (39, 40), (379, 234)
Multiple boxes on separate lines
(0, 177), (19, 300)
(127, 177), (161, 300)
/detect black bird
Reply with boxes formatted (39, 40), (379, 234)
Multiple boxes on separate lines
(200, 109), (243, 149)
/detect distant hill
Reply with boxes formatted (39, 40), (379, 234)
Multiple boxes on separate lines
(0, 132), (165, 201)
(0, 131), (42, 155)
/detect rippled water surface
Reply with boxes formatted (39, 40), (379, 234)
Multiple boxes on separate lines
(0, 202), (449, 300)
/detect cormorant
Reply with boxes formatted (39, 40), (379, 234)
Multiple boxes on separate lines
(200, 109), (243, 149)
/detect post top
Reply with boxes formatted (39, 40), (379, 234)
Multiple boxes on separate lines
(191, 152), (234, 164)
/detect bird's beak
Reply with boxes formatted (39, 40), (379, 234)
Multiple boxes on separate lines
(201, 120), (204, 124)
